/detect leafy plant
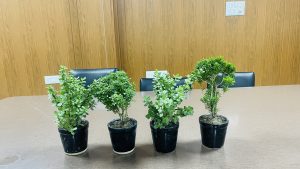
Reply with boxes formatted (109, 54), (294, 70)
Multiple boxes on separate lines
(90, 71), (135, 128)
(47, 66), (95, 134)
(144, 71), (194, 129)
(191, 56), (236, 124)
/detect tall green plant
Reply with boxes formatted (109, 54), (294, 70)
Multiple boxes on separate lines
(191, 57), (235, 123)
(47, 66), (95, 134)
(90, 71), (135, 128)
(144, 72), (194, 129)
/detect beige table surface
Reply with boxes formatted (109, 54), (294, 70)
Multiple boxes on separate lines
(0, 85), (300, 169)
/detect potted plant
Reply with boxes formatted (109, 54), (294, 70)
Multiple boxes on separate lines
(47, 66), (95, 155)
(90, 71), (136, 154)
(144, 71), (194, 153)
(191, 56), (236, 148)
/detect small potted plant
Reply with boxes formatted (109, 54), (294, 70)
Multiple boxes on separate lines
(144, 71), (194, 153)
(90, 71), (136, 154)
(47, 66), (95, 155)
(191, 56), (236, 148)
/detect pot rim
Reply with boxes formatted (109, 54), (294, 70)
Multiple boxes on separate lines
(150, 120), (179, 131)
(199, 115), (229, 127)
(58, 120), (89, 134)
(107, 118), (137, 130)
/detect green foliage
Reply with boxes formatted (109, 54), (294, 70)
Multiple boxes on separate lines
(191, 56), (236, 118)
(47, 66), (95, 134)
(144, 72), (194, 129)
(90, 71), (135, 127)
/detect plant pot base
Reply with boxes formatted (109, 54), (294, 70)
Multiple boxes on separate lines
(201, 144), (221, 150)
(108, 118), (137, 154)
(59, 120), (89, 155)
(150, 121), (179, 153)
(199, 115), (228, 148)
(64, 147), (87, 156)
(156, 149), (176, 154)
(113, 147), (135, 155)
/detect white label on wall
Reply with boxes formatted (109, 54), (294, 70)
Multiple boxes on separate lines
(44, 75), (60, 84)
(226, 1), (245, 16)
(146, 70), (168, 78)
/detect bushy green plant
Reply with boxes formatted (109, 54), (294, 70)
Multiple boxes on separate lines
(144, 72), (194, 129)
(191, 56), (236, 124)
(47, 66), (95, 134)
(90, 71), (135, 128)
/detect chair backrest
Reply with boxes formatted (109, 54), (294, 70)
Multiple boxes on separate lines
(140, 77), (190, 91)
(212, 72), (255, 88)
(175, 77), (190, 88)
(231, 72), (255, 87)
(70, 68), (118, 87)
(140, 78), (154, 91)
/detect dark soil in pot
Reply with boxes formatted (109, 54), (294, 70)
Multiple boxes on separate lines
(150, 121), (179, 153)
(199, 115), (228, 148)
(108, 118), (137, 154)
(58, 120), (89, 155)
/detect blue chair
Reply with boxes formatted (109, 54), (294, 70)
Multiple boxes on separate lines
(231, 72), (255, 87)
(176, 77), (188, 87)
(140, 78), (154, 91)
(140, 77), (190, 91)
(70, 68), (118, 87)
(211, 72), (255, 88)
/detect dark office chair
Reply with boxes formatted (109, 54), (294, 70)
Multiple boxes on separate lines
(140, 78), (154, 91)
(140, 77), (190, 91)
(231, 72), (255, 87)
(175, 77), (188, 87)
(70, 68), (118, 87)
(211, 72), (255, 88)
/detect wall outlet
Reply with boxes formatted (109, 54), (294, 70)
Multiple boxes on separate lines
(146, 70), (168, 78)
(44, 75), (60, 84)
(226, 1), (245, 16)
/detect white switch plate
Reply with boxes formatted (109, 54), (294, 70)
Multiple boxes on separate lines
(146, 70), (168, 78)
(226, 1), (245, 16)
(44, 75), (60, 84)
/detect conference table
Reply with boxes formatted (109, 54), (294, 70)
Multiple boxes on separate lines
(0, 85), (300, 169)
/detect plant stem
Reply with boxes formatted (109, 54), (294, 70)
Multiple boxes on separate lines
(120, 109), (124, 122)
(213, 85), (217, 117)
(118, 108), (128, 127)
(209, 77), (217, 118)
(210, 83), (214, 115)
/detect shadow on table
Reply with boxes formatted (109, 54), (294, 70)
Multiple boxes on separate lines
(14, 138), (294, 168)
(57, 140), (232, 168)
(71, 140), (222, 161)
(62, 137), (300, 168)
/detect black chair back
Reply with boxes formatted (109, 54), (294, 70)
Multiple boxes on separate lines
(140, 77), (190, 91)
(176, 77), (187, 87)
(210, 72), (255, 88)
(140, 78), (154, 91)
(70, 68), (118, 87)
(231, 72), (255, 87)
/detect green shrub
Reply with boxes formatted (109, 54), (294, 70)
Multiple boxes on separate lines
(47, 66), (95, 134)
(90, 71), (135, 128)
(144, 71), (194, 129)
(191, 56), (235, 124)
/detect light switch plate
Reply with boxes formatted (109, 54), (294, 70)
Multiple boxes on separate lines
(226, 1), (245, 16)
(44, 75), (60, 84)
(146, 70), (168, 78)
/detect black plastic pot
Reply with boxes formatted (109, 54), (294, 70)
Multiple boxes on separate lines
(150, 121), (179, 153)
(108, 118), (137, 154)
(58, 120), (89, 155)
(199, 116), (228, 148)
